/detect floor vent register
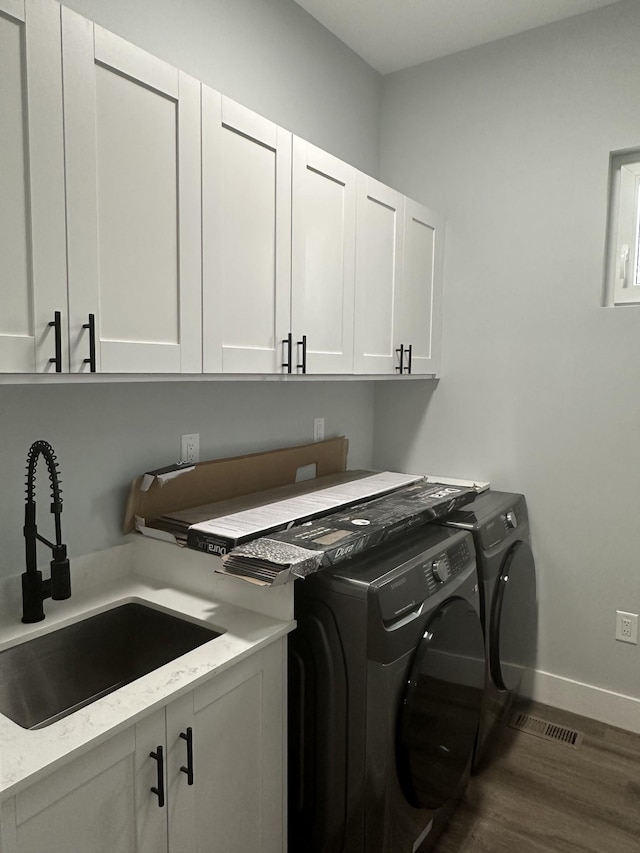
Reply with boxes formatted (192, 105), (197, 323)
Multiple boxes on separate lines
(509, 712), (583, 748)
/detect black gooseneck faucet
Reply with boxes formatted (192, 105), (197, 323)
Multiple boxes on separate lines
(22, 440), (71, 623)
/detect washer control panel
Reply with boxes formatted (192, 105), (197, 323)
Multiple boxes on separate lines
(427, 536), (472, 587)
(375, 530), (476, 624)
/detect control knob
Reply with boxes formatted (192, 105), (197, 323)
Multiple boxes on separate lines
(505, 510), (518, 529)
(431, 558), (451, 584)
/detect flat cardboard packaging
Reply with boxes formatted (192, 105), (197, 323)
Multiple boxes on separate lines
(123, 436), (350, 542)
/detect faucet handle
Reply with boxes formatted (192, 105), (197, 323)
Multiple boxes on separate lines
(50, 545), (71, 601)
(21, 571), (46, 623)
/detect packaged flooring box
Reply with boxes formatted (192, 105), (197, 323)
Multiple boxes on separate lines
(186, 470), (422, 556)
(123, 436), (352, 543)
(221, 480), (478, 586)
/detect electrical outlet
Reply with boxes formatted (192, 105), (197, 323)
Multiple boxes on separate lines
(615, 610), (638, 644)
(180, 433), (200, 464)
(313, 418), (325, 442)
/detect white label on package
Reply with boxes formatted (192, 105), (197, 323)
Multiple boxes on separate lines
(190, 471), (422, 540)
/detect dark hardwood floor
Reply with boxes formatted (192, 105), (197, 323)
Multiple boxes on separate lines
(435, 701), (640, 852)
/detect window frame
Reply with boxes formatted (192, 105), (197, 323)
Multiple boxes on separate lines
(605, 149), (640, 306)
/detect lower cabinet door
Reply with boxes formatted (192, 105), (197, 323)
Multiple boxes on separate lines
(135, 709), (170, 853)
(9, 729), (141, 853)
(165, 641), (285, 853)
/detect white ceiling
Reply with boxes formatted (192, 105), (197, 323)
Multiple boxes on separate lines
(292, 0), (623, 74)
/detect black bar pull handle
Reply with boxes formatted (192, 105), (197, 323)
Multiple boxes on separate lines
(296, 335), (307, 374)
(82, 313), (96, 372)
(48, 311), (62, 373)
(281, 333), (292, 373)
(179, 727), (194, 785)
(395, 344), (404, 373)
(405, 343), (413, 375)
(150, 745), (165, 807)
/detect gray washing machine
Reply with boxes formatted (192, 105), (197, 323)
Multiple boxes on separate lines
(439, 490), (538, 770)
(288, 524), (486, 853)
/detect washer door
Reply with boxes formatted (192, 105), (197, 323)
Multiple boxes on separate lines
(489, 539), (537, 692)
(397, 596), (485, 811)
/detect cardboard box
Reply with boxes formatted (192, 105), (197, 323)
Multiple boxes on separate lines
(123, 436), (350, 540)
(221, 481), (477, 585)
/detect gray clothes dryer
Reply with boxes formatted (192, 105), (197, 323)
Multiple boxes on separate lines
(439, 490), (538, 770)
(288, 525), (486, 853)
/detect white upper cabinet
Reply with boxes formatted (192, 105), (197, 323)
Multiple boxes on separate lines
(1, 1), (444, 379)
(354, 179), (443, 376)
(399, 198), (444, 376)
(61, 8), (202, 373)
(202, 91), (292, 373)
(0, 0), (67, 373)
(353, 175), (404, 374)
(291, 138), (356, 374)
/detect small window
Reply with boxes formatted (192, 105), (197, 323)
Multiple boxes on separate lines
(605, 149), (640, 305)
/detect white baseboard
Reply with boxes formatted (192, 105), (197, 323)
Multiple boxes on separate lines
(520, 668), (640, 735)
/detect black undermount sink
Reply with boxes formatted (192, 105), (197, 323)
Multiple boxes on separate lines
(0, 603), (223, 730)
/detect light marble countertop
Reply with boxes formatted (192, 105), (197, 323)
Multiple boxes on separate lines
(0, 560), (295, 800)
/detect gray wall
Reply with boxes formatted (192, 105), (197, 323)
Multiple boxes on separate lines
(1, 0), (382, 582)
(63, 0), (381, 176)
(374, 1), (640, 701)
(2, 381), (374, 578)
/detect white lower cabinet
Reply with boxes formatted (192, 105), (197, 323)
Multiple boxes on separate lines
(1, 640), (286, 853)
(0, 727), (140, 853)
(166, 641), (285, 853)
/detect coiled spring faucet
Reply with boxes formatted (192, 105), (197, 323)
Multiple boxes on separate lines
(22, 440), (71, 623)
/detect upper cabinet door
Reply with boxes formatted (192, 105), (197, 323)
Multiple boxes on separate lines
(353, 175), (404, 374)
(202, 92), (292, 373)
(400, 199), (444, 376)
(62, 9), (202, 373)
(291, 139), (356, 374)
(0, 0), (67, 373)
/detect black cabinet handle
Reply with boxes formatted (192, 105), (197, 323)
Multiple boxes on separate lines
(296, 335), (307, 374)
(405, 343), (413, 375)
(395, 344), (404, 373)
(179, 727), (194, 785)
(48, 311), (62, 373)
(150, 745), (165, 807)
(82, 313), (96, 372)
(281, 333), (292, 373)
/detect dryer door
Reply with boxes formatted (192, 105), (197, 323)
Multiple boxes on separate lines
(489, 539), (537, 692)
(288, 598), (348, 853)
(397, 596), (485, 811)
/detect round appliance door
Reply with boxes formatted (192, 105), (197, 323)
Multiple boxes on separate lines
(397, 596), (485, 811)
(489, 539), (537, 692)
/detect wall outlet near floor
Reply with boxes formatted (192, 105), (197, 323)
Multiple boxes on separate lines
(180, 433), (200, 464)
(313, 418), (325, 442)
(615, 610), (638, 644)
